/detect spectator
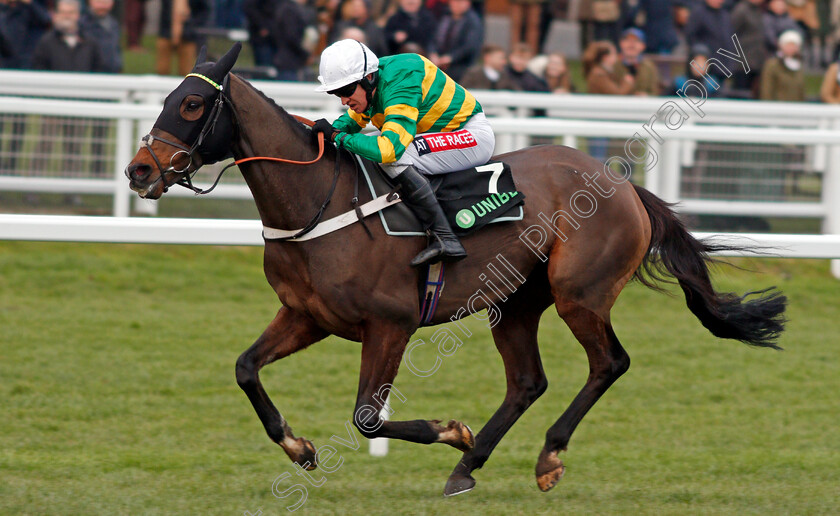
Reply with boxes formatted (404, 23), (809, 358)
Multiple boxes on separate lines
(215, 0), (244, 28)
(764, 0), (803, 54)
(760, 30), (805, 101)
(272, 0), (316, 81)
(0, 0), (50, 175)
(460, 44), (518, 90)
(583, 40), (633, 160)
(330, 0), (387, 56)
(155, 0), (212, 76)
(509, 0), (548, 53)
(731, 0), (766, 97)
(673, 44), (727, 97)
(339, 25), (367, 43)
(79, 0), (119, 175)
(786, 0), (818, 60)
(80, 0), (121, 73)
(429, 0), (482, 81)
(31, 0), (108, 176)
(583, 40), (634, 94)
(32, 0), (106, 71)
(505, 43), (549, 91)
(672, 0), (692, 30)
(244, 0), (278, 67)
(0, 0), (51, 69)
(578, 0), (622, 47)
(383, 0), (436, 55)
(541, 52), (573, 93)
(370, 0), (399, 25)
(624, 0), (678, 54)
(425, 0), (448, 19)
(684, 0), (735, 56)
(123, 0), (146, 52)
(820, 54), (840, 103)
(613, 27), (660, 96)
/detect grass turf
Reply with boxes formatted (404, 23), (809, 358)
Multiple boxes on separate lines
(0, 242), (838, 515)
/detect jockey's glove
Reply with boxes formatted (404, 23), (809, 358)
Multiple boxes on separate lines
(312, 118), (337, 142)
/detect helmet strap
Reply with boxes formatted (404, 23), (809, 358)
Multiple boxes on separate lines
(361, 71), (377, 106)
(354, 40), (377, 106)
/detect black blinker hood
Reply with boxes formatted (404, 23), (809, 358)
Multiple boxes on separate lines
(152, 43), (242, 149)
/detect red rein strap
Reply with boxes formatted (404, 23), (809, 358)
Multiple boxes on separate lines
(233, 115), (325, 166)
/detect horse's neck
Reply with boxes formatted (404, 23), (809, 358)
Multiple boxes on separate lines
(228, 75), (344, 230)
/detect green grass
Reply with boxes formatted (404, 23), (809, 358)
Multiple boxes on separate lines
(1, 242), (839, 515)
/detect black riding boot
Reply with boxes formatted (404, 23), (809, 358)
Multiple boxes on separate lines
(393, 166), (467, 267)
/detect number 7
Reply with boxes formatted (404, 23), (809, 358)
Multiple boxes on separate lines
(475, 162), (504, 194)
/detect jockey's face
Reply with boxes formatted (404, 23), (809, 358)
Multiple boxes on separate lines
(339, 81), (371, 113)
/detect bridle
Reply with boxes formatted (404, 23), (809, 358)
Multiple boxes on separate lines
(140, 70), (341, 241)
(140, 72), (327, 196)
(140, 72), (232, 195)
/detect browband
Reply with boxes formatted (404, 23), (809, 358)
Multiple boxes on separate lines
(185, 72), (223, 91)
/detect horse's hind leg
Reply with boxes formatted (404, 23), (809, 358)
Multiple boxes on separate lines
(235, 306), (329, 469)
(536, 305), (630, 491)
(444, 301), (549, 496)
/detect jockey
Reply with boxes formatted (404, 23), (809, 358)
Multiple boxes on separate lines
(312, 39), (496, 268)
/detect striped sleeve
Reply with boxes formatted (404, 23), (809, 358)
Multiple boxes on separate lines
(332, 109), (368, 135)
(338, 70), (423, 163)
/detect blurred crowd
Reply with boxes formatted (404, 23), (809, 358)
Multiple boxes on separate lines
(4, 0), (840, 103)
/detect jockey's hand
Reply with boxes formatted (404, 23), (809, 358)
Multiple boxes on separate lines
(312, 118), (336, 142)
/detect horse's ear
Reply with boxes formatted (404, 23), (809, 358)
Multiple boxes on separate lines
(195, 45), (208, 68)
(208, 43), (242, 82)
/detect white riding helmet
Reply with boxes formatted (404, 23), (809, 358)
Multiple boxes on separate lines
(315, 39), (380, 93)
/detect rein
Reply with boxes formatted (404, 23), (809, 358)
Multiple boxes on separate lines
(235, 115), (325, 166)
(186, 114), (327, 197)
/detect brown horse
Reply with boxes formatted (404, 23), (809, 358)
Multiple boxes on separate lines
(125, 44), (785, 496)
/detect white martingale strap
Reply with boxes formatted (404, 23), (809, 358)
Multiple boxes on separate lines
(262, 193), (402, 242)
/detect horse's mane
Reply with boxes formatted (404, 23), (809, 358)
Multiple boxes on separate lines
(232, 74), (316, 144)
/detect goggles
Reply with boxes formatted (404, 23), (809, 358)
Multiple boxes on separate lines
(327, 82), (359, 98)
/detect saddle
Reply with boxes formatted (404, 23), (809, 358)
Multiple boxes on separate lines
(261, 156), (525, 242)
(357, 156), (525, 237)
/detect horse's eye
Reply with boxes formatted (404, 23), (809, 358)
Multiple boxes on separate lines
(180, 96), (204, 121)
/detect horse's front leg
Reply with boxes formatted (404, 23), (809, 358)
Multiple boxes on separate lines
(235, 306), (329, 468)
(351, 321), (474, 451)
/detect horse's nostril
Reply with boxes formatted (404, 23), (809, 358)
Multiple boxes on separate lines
(128, 163), (152, 180)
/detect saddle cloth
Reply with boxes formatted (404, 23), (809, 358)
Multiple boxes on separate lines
(356, 156), (525, 237)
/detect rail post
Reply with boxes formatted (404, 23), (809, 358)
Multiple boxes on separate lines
(825, 120), (840, 278)
(113, 116), (133, 217)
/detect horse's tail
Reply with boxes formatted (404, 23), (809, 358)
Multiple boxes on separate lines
(632, 184), (786, 349)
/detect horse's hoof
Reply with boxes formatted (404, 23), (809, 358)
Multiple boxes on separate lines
(282, 436), (318, 470)
(535, 449), (565, 492)
(443, 474), (476, 497)
(436, 420), (475, 452)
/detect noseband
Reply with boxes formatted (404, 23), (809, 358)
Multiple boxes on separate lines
(141, 72), (231, 195)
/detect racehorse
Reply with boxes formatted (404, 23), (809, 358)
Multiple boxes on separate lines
(125, 44), (786, 496)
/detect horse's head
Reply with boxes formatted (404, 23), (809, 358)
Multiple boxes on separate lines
(125, 43), (241, 199)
